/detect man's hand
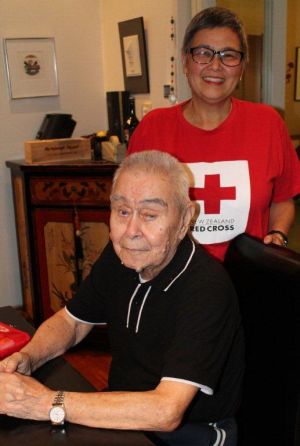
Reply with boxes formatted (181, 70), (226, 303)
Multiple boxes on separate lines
(0, 352), (32, 375)
(0, 371), (53, 420)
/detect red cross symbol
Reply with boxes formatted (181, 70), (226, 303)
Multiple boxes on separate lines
(189, 174), (236, 214)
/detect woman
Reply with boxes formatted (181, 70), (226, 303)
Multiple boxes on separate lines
(128, 7), (300, 261)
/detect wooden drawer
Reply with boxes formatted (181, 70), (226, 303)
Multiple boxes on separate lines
(29, 176), (112, 206)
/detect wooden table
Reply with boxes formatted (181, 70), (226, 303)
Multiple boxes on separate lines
(0, 306), (156, 446)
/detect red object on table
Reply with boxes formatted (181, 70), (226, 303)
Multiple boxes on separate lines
(0, 321), (31, 359)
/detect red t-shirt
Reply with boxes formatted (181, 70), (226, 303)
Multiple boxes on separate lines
(128, 98), (300, 261)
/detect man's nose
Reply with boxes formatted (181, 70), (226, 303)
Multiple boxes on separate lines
(125, 213), (142, 237)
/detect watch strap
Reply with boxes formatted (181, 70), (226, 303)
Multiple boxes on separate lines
(53, 390), (65, 406)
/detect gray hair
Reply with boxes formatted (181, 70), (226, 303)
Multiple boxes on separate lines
(111, 150), (191, 213)
(182, 6), (249, 63)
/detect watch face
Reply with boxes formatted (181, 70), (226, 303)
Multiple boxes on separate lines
(50, 406), (65, 424)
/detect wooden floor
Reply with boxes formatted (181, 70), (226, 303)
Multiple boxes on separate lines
(64, 328), (111, 390)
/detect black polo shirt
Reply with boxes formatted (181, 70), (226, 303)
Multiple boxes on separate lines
(66, 235), (244, 423)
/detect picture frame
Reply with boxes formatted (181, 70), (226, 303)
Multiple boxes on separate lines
(118, 17), (150, 94)
(3, 37), (59, 99)
(295, 47), (300, 101)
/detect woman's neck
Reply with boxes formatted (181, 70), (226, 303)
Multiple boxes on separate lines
(183, 97), (232, 130)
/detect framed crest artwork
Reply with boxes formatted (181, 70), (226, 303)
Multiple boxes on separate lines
(3, 37), (59, 99)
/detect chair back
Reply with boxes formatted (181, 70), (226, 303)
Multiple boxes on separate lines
(224, 234), (300, 446)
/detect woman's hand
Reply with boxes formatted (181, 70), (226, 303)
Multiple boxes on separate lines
(264, 199), (295, 247)
(263, 231), (288, 247)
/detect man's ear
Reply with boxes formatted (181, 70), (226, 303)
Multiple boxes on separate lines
(178, 203), (196, 240)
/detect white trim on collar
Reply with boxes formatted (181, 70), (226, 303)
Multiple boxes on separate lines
(163, 239), (196, 291)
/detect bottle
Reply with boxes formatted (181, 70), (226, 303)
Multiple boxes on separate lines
(92, 130), (109, 160)
(123, 97), (139, 145)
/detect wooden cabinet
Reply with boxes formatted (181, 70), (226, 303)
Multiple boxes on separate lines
(6, 160), (117, 325)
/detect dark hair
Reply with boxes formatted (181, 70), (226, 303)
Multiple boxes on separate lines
(182, 6), (249, 62)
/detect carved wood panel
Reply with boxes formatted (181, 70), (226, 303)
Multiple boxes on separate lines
(30, 177), (112, 206)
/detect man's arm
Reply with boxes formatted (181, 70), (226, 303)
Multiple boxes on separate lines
(0, 308), (93, 374)
(263, 199), (295, 246)
(0, 374), (198, 431)
(64, 380), (198, 431)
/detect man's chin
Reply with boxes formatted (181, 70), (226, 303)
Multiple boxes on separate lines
(121, 259), (145, 273)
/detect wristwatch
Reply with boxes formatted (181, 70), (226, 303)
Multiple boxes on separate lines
(49, 390), (66, 425)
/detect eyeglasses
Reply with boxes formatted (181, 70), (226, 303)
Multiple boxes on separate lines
(189, 46), (244, 67)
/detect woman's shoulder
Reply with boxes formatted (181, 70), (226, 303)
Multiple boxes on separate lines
(233, 97), (281, 116)
(233, 97), (284, 124)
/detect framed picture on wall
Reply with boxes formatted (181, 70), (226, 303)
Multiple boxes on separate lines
(295, 47), (300, 101)
(3, 37), (59, 99)
(118, 17), (150, 94)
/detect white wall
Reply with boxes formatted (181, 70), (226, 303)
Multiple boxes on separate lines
(101, 0), (176, 119)
(100, 0), (192, 118)
(0, 0), (192, 309)
(0, 0), (106, 308)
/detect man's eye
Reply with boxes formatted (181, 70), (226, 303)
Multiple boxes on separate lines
(142, 212), (157, 221)
(118, 208), (130, 217)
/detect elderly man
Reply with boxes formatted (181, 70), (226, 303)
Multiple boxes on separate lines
(0, 151), (244, 445)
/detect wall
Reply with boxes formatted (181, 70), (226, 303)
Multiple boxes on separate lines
(0, 1), (296, 310)
(100, 0), (186, 120)
(0, 0), (106, 308)
(217, 0), (264, 35)
(285, 0), (300, 135)
(0, 0), (192, 309)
